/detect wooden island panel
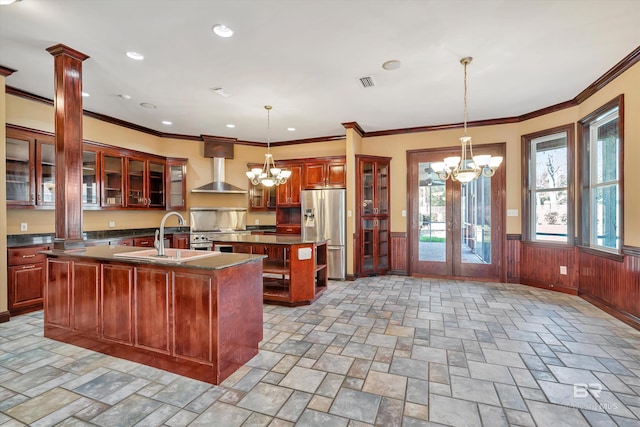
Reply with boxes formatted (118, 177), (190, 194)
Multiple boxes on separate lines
(43, 247), (264, 385)
(102, 264), (134, 344)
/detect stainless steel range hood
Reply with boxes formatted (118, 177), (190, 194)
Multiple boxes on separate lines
(191, 157), (247, 194)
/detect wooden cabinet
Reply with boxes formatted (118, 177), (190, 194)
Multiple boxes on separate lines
(101, 150), (125, 208)
(43, 251), (264, 384)
(167, 158), (187, 210)
(8, 245), (51, 315)
(127, 157), (165, 208)
(133, 236), (155, 248)
(5, 126), (55, 208)
(276, 163), (303, 206)
(171, 233), (190, 249)
(6, 125), (186, 211)
(355, 155), (391, 277)
(249, 184), (277, 211)
(303, 158), (346, 189)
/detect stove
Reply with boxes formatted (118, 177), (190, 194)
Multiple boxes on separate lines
(189, 207), (249, 250)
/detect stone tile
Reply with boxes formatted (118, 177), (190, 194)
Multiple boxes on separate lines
(450, 376), (500, 406)
(90, 394), (163, 427)
(428, 394), (481, 427)
(478, 404), (508, 427)
(329, 388), (381, 423)
(362, 370), (407, 399)
(467, 360), (514, 385)
(189, 401), (252, 427)
(307, 395), (333, 412)
(5, 388), (80, 425)
(237, 382), (293, 416)
(389, 357), (428, 380)
(165, 409), (199, 427)
(313, 353), (354, 375)
(279, 366), (326, 393)
(296, 409), (348, 427)
(526, 399), (590, 426)
(152, 376), (211, 407)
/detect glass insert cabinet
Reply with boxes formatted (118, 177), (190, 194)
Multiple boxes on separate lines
(355, 155), (391, 277)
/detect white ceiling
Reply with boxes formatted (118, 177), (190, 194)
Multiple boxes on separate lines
(1, 0), (640, 144)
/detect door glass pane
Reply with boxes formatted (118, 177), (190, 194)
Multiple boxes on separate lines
(6, 137), (31, 202)
(418, 162), (446, 262)
(40, 143), (55, 204)
(83, 151), (98, 205)
(362, 161), (374, 215)
(149, 161), (165, 206)
(461, 172), (491, 264)
(128, 159), (144, 205)
(377, 219), (389, 269)
(378, 163), (389, 215)
(103, 155), (123, 205)
(362, 219), (374, 270)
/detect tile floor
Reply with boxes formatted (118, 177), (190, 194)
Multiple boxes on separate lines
(1, 276), (640, 426)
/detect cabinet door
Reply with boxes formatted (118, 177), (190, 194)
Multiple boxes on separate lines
(135, 268), (170, 354)
(167, 159), (187, 210)
(36, 141), (56, 206)
(72, 262), (100, 335)
(326, 161), (346, 188)
(172, 233), (190, 249)
(102, 153), (124, 207)
(303, 162), (326, 188)
(173, 272), (214, 363)
(376, 161), (390, 215)
(288, 164), (303, 205)
(360, 159), (376, 216)
(5, 132), (34, 206)
(8, 263), (45, 312)
(82, 148), (100, 207)
(133, 236), (155, 248)
(148, 160), (165, 207)
(102, 264), (133, 344)
(127, 157), (146, 207)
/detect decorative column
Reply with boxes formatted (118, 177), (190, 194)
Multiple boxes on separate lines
(46, 44), (89, 250)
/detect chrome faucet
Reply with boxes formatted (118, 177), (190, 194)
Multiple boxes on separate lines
(155, 211), (186, 257)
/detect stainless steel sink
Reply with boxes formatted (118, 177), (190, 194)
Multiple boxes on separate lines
(113, 248), (221, 263)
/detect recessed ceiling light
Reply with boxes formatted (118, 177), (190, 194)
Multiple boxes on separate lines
(226, 124), (235, 128)
(287, 128), (296, 132)
(126, 51), (144, 61)
(162, 120), (172, 125)
(81, 92), (90, 97)
(0, 0), (21, 5)
(140, 102), (156, 109)
(118, 94), (132, 100)
(382, 59), (402, 70)
(211, 87), (232, 98)
(212, 24), (234, 38)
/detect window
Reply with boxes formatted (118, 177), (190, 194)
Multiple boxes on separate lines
(522, 124), (574, 243)
(578, 96), (624, 253)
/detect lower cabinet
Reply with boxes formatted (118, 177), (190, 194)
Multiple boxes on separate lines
(43, 255), (263, 384)
(8, 245), (51, 315)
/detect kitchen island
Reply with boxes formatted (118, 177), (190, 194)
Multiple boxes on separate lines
(42, 245), (265, 385)
(209, 234), (328, 306)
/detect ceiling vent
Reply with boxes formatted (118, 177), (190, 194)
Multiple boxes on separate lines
(358, 76), (375, 88)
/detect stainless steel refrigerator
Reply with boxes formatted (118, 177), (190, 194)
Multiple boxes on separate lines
(301, 188), (346, 280)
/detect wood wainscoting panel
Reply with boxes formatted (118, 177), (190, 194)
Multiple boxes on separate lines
(505, 235), (521, 283)
(390, 232), (407, 275)
(72, 262), (100, 336)
(578, 249), (640, 327)
(520, 242), (577, 294)
(45, 259), (71, 328)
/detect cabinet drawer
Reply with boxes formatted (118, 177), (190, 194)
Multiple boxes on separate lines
(276, 225), (301, 235)
(8, 245), (50, 265)
(133, 237), (154, 247)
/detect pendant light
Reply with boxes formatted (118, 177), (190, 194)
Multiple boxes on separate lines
(246, 105), (291, 187)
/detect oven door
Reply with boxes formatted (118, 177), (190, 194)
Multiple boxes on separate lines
(190, 242), (213, 251)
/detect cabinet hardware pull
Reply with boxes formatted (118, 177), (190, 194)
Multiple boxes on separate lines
(22, 265), (36, 269)
(22, 254), (36, 258)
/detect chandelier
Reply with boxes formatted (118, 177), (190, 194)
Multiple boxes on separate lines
(246, 105), (291, 187)
(432, 57), (502, 183)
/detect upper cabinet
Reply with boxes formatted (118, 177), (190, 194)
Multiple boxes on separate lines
(303, 157), (346, 189)
(276, 162), (303, 207)
(6, 125), (187, 211)
(126, 157), (165, 208)
(358, 155), (390, 217)
(6, 126), (55, 208)
(166, 158), (188, 211)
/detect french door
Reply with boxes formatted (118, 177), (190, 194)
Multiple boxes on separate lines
(408, 144), (505, 280)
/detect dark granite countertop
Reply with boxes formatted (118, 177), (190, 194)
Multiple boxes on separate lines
(42, 245), (264, 271)
(209, 234), (326, 245)
(7, 227), (190, 248)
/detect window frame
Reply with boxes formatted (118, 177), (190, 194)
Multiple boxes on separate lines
(577, 95), (624, 259)
(521, 123), (575, 245)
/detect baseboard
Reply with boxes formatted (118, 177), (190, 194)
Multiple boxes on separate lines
(389, 270), (407, 276)
(517, 279), (578, 295)
(0, 311), (10, 323)
(580, 292), (640, 331)
(345, 274), (356, 281)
